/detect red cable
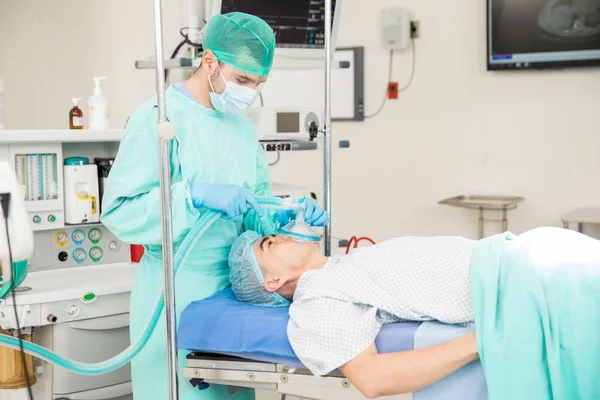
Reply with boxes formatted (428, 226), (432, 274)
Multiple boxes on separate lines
(355, 237), (376, 246)
(346, 236), (357, 254)
(345, 236), (376, 254)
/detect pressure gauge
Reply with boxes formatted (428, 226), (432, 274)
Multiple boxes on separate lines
(89, 246), (103, 262)
(88, 228), (102, 243)
(72, 229), (85, 244)
(73, 248), (86, 263)
(54, 230), (69, 247)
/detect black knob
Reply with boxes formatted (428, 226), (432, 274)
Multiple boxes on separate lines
(47, 314), (58, 323)
(308, 122), (319, 140)
(58, 251), (68, 262)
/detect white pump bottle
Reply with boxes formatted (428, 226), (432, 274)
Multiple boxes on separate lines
(88, 76), (109, 130)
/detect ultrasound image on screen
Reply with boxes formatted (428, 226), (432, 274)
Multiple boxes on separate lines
(221, 0), (336, 48)
(490, 0), (600, 55)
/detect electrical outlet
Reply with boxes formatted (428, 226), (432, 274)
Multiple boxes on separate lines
(411, 20), (420, 38)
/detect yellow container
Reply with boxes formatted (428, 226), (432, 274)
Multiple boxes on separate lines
(0, 329), (37, 389)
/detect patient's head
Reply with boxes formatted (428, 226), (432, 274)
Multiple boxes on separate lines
(229, 231), (326, 307)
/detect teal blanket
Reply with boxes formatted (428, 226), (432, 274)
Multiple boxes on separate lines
(471, 227), (600, 400)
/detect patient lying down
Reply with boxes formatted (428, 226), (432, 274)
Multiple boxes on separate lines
(228, 232), (480, 398)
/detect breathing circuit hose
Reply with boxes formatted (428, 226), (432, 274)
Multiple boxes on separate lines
(0, 195), (301, 375)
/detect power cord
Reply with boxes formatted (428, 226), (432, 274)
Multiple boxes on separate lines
(399, 38), (417, 92)
(365, 50), (394, 119)
(165, 24), (206, 83)
(268, 152), (281, 166)
(365, 39), (416, 119)
(179, 26), (205, 48)
(0, 193), (34, 400)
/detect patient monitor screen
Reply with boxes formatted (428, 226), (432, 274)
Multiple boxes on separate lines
(276, 113), (300, 134)
(220, 0), (337, 48)
(487, 0), (600, 70)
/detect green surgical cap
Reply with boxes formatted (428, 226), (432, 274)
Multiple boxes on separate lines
(202, 12), (276, 77)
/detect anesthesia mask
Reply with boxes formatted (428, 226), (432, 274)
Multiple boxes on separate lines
(208, 64), (258, 115)
(277, 199), (321, 243)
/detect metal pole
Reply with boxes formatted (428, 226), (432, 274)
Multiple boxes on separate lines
(323, 0), (333, 256)
(478, 208), (484, 239)
(152, 0), (179, 398)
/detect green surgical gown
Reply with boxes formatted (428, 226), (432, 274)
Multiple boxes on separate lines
(101, 87), (277, 400)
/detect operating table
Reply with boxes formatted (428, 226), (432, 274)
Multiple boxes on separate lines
(178, 289), (488, 400)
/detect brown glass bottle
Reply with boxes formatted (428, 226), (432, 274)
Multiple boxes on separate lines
(69, 98), (84, 129)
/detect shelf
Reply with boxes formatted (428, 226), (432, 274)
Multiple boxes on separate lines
(438, 195), (525, 239)
(0, 129), (318, 151)
(0, 129), (124, 143)
(562, 207), (600, 224)
(135, 58), (198, 70)
(135, 57), (345, 71)
(438, 195), (525, 211)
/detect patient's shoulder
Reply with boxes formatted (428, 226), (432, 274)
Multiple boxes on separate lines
(294, 269), (324, 301)
(293, 256), (361, 302)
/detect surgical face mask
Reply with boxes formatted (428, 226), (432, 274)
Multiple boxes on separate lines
(208, 66), (258, 115)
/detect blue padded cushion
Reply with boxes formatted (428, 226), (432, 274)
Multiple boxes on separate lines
(178, 288), (420, 366)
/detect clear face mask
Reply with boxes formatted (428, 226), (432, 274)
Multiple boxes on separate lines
(277, 207), (321, 243)
(208, 64), (258, 115)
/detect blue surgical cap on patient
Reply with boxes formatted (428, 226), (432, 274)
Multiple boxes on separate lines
(229, 231), (292, 308)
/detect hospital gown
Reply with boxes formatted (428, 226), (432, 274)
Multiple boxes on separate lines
(287, 236), (476, 376)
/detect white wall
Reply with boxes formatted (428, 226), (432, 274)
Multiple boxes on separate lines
(2, 0), (600, 249)
(268, 0), (600, 243)
(0, 0), (183, 129)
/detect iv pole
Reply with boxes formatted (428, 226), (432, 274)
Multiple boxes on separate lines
(152, 0), (180, 398)
(323, 0), (333, 257)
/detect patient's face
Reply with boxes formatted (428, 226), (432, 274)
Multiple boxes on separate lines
(253, 235), (318, 274)
(252, 235), (320, 298)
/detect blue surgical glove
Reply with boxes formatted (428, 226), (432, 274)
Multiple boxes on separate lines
(190, 183), (263, 220)
(304, 198), (330, 226)
(277, 198), (329, 227)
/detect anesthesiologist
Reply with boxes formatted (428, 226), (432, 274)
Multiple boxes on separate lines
(101, 12), (328, 400)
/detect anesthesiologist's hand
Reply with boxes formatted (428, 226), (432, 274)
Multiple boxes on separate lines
(304, 198), (329, 226)
(277, 198), (329, 227)
(190, 183), (264, 220)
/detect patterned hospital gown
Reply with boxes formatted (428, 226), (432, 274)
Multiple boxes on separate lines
(287, 236), (476, 376)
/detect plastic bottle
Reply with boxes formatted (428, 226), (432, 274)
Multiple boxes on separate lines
(0, 76), (4, 130)
(69, 98), (84, 130)
(88, 76), (109, 130)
